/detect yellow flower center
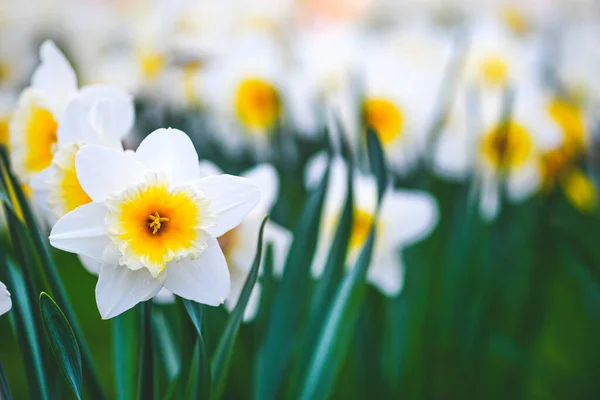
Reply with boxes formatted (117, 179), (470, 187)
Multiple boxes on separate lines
(46, 143), (93, 218)
(19, 105), (58, 174)
(480, 55), (509, 86)
(560, 169), (597, 213)
(362, 98), (404, 146)
(235, 77), (281, 132)
(139, 52), (167, 81)
(481, 121), (533, 169)
(547, 98), (585, 156)
(106, 175), (216, 277)
(350, 208), (374, 249)
(0, 116), (9, 147)
(500, 6), (530, 35)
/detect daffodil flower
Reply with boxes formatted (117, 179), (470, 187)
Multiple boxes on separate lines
(154, 161), (292, 322)
(10, 41), (78, 183)
(0, 281), (11, 316)
(306, 153), (438, 296)
(49, 128), (261, 319)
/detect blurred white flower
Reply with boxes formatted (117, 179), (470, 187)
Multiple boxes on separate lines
(306, 153), (438, 296)
(202, 33), (286, 156)
(10, 41), (77, 183)
(49, 128), (261, 319)
(0, 281), (11, 316)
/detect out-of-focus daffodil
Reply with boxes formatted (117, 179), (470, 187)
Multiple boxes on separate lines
(0, 281), (11, 316)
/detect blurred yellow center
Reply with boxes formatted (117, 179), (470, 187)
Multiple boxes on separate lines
(350, 209), (374, 249)
(106, 178), (214, 277)
(501, 7), (529, 35)
(140, 52), (166, 81)
(561, 169), (597, 213)
(22, 104), (58, 174)
(547, 98), (585, 155)
(235, 78), (281, 131)
(46, 143), (93, 218)
(0, 116), (9, 146)
(363, 98), (404, 145)
(481, 121), (533, 169)
(481, 56), (509, 86)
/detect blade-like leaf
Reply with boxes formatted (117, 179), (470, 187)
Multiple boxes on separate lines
(152, 308), (181, 381)
(182, 300), (211, 399)
(0, 146), (106, 399)
(214, 216), (268, 399)
(39, 293), (82, 400)
(138, 301), (155, 400)
(0, 360), (12, 400)
(366, 127), (388, 202)
(299, 228), (377, 400)
(114, 311), (137, 400)
(2, 256), (49, 400)
(255, 161), (330, 400)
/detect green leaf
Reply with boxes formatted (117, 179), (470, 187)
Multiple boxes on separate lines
(1, 256), (49, 400)
(138, 301), (155, 400)
(152, 308), (181, 381)
(39, 292), (83, 400)
(366, 127), (388, 203)
(0, 146), (106, 400)
(299, 228), (377, 400)
(214, 216), (269, 399)
(0, 360), (12, 400)
(182, 300), (211, 399)
(114, 311), (137, 400)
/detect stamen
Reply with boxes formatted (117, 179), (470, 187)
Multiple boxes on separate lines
(148, 211), (169, 235)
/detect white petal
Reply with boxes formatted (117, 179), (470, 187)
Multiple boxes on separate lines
(49, 202), (110, 261)
(153, 288), (176, 304)
(164, 238), (230, 306)
(381, 190), (438, 247)
(31, 40), (77, 113)
(198, 161), (223, 177)
(134, 128), (200, 185)
(264, 221), (292, 277)
(243, 284), (261, 322)
(0, 281), (12, 316)
(79, 255), (101, 275)
(243, 163), (279, 214)
(366, 256), (404, 296)
(480, 177), (500, 221)
(191, 175), (261, 237)
(76, 145), (147, 202)
(224, 265), (261, 322)
(96, 248), (164, 319)
(88, 87), (135, 140)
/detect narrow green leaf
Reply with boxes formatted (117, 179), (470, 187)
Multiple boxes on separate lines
(114, 311), (137, 400)
(214, 216), (268, 399)
(299, 228), (377, 400)
(255, 162), (330, 400)
(138, 301), (155, 400)
(0, 146), (106, 400)
(152, 308), (181, 381)
(366, 127), (388, 202)
(39, 292), (82, 400)
(182, 300), (211, 399)
(0, 360), (12, 400)
(2, 256), (49, 400)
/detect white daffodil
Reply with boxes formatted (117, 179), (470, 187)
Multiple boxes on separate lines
(474, 85), (563, 220)
(347, 25), (452, 173)
(9, 40), (78, 183)
(0, 281), (11, 316)
(155, 161), (291, 322)
(202, 32), (285, 157)
(306, 152), (438, 296)
(30, 85), (134, 225)
(49, 128), (261, 319)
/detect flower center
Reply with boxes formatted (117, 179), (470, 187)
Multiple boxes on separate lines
(547, 98), (585, 156)
(481, 121), (533, 169)
(350, 208), (375, 249)
(235, 77), (281, 132)
(46, 143), (93, 218)
(139, 52), (167, 81)
(106, 175), (217, 277)
(480, 55), (509, 86)
(362, 98), (404, 146)
(148, 211), (169, 234)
